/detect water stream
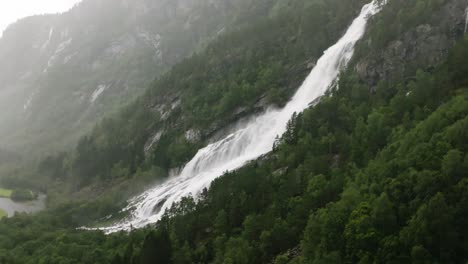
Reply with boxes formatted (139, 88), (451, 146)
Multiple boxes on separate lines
(0, 194), (46, 217)
(464, 7), (468, 34)
(99, 0), (385, 233)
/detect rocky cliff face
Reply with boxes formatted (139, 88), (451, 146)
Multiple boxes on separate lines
(0, 0), (270, 154)
(353, 0), (467, 88)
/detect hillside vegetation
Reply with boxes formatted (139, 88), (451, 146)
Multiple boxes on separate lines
(0, 0), (466, 263)
(0, 0), (280, 155)
(15, 0), (369, 207)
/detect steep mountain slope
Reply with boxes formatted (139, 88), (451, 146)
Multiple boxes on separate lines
(354, 0), (468, 86)
(62, 0), (371, 191)
(1, 0), (373, 206)
(100, 0), (385, 233)
(41, 0), (465, 203)
(0, 0), (274, 154)
(0, 0), (466, 263)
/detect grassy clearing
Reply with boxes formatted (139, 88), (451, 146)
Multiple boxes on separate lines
(0, 208), (7, 219)
(0, 188), (12, 198)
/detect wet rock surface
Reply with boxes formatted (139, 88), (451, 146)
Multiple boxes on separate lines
(354, 0), (467, 87)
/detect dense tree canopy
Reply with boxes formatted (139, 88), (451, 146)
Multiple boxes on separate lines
(0, 0), (466, 263)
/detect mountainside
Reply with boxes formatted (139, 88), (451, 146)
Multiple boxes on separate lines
(75, 0), (371, 185)
(0, 0), (274, 154)
(0, 0), (467, 263)
(32, 0), (465, 206)
(4, 0), (372, 192)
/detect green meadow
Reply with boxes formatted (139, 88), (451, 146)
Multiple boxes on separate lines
(0, 209), (6, 219)
(0, 188), (12, 198)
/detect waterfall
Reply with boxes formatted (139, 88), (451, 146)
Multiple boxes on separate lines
(98, 0), (385, 233)
(465, 7), (468, 34)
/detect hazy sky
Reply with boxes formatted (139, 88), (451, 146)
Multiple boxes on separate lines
(0, 0), (82, 36)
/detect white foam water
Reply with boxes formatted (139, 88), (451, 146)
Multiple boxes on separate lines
(98, 0), (385, 233)
(464, 7), (468, 34)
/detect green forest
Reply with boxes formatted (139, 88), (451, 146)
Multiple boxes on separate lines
(0, 0), (467, 263)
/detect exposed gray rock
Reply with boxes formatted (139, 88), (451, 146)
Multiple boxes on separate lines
(307, 61), (316, 69)
(185, 129), (201, 143)
(144, 130), (163, 154)
(0, 0), (267, 153)
(152, 97), (181, 121)
(354, 0), (466, 88)
(273, 167), (288, 177)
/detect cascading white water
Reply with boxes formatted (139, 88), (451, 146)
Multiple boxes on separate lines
(99, 0), (384, 233)
(464, 7), (468, 34)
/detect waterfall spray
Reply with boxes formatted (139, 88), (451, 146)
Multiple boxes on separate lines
(464, 7), (468, 34)
(96, 0), (385, 234)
